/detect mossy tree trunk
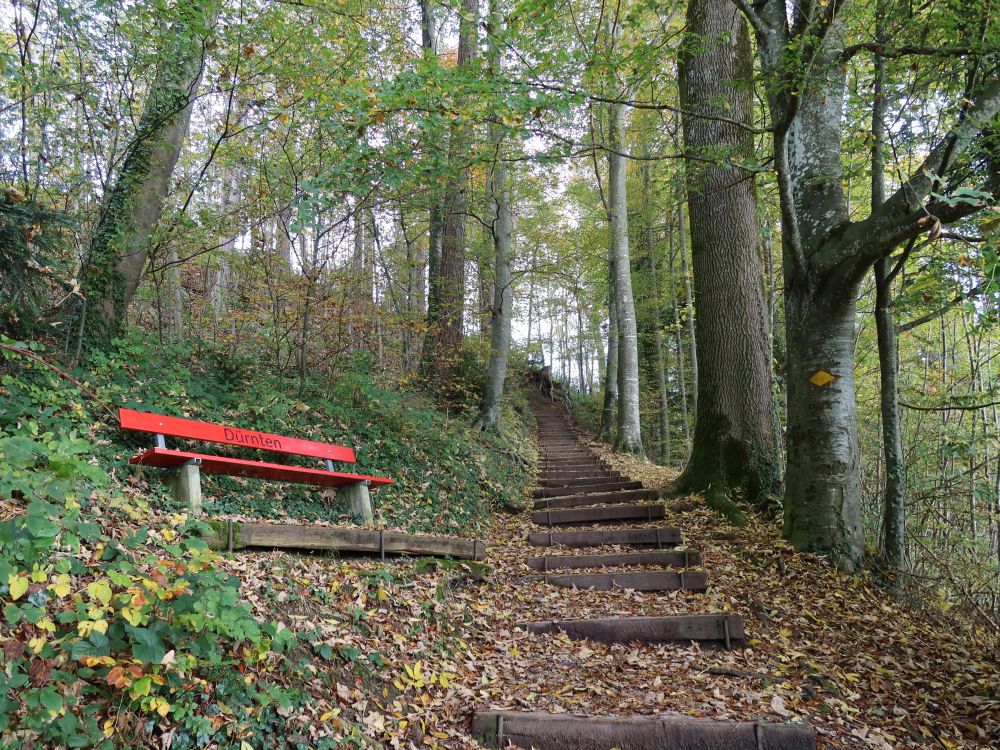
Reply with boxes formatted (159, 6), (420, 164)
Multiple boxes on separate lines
(77, 0), (219, 349)
(676, 0), (779, 518)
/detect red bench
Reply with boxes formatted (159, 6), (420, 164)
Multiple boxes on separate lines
(119, 408), (392, 523)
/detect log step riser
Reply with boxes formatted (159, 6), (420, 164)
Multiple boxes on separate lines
(524, 550), (702, 571)
(533, 570), (708, 591)
(532, 503), (666, 526)
(527, 528), (682, 548)
(472, 710), (816, 750)
(533, 482), (643, 498)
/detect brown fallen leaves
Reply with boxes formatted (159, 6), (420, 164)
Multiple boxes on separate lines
(188, 429), (997, 749)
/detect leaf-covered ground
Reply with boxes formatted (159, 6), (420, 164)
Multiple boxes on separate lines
(3, 342), (996, 748)
(214, 433), (998, 749)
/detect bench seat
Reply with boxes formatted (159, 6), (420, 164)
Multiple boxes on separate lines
(130, 448), (394, 489)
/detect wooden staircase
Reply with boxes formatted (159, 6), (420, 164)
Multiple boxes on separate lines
(472, 402), (816, 750)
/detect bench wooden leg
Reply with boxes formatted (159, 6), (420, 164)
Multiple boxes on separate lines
(338, 480), (373, 525)
(168, 462), (203, 516)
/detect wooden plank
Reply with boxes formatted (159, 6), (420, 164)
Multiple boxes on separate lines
(524, 550), (702, 571)
(130, 448), (392, 488)
(207, 522), (486, 560)
(531, 570), (708, 591)
(119, 408), (355, 462)
(537, 475), (616, 488)
(532, 503), (665, 525)
(540, 470), (621, 481)
(533, 490), (659, 510)
(472, 711), (814, 750)
(528, 527), (682, 548)
(534, 482), (645, 500)
(520, 614), (744, 645)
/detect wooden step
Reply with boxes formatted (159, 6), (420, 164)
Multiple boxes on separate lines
(534, 482), (644, 499)
(541, 470), (621, 481)
(520, 614), (744, 646)
(524, 549), (701, 571)
(534, 480), (641, 497)
(534, 489), (660, 510)
(532, 503), (665, 526)
(537, 475), (614, 488)
(205, 522), (486, 560)
(528, 527), (681, 548)
(540, 465), (612, 474)
(531, 569), (707, 591)
(472, 711), (815, 750)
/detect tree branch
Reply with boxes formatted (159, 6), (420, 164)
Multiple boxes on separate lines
(897, 283), (987, 333)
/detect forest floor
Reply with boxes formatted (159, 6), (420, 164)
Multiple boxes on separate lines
(217, 428), (1000, 749)
(5, 344), (997, 748)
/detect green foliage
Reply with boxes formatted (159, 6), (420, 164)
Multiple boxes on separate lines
(0, 189), (74, 339)
(0, 421), (307, 748)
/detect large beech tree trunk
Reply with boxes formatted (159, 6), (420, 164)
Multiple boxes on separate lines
(78, 0), (218, 349)
(677, 0), (779, 516)
(738, 0), (1000, 570)
(606, 44), (643, 455)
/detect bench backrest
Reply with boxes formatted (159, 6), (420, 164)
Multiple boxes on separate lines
(118, 408), (356, 463)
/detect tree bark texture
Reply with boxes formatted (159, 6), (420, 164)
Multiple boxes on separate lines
(677, 0), (779, 516)
(871, 4), (906, 580)
(642, 163), (671, 465)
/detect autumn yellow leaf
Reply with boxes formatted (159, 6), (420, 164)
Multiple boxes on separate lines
(8, 574), (28, 601)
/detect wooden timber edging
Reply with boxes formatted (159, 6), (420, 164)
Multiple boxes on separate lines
(471, 711), (815, 750)
(204, 521), (486, 560)
(533, 481), (643, 498)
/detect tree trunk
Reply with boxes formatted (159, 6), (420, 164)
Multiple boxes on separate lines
(607, 67), (643, 455)
(782, 286), (864, 567)
(163, 246), (183, 342)
(871, 3), (906, 581)
(677, 0), (778, 516)
(740, 0), (1000, 569)
(77, 0), (218, 349)
(643, 165), (670, 465)
(474, 0), (513, 432)
(668, 235), (691, 452)
(678, 203), (697, 420)
(423, 0), (477, 383)
(599, 243), (619, 439)
(576, 298), (587, 395)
